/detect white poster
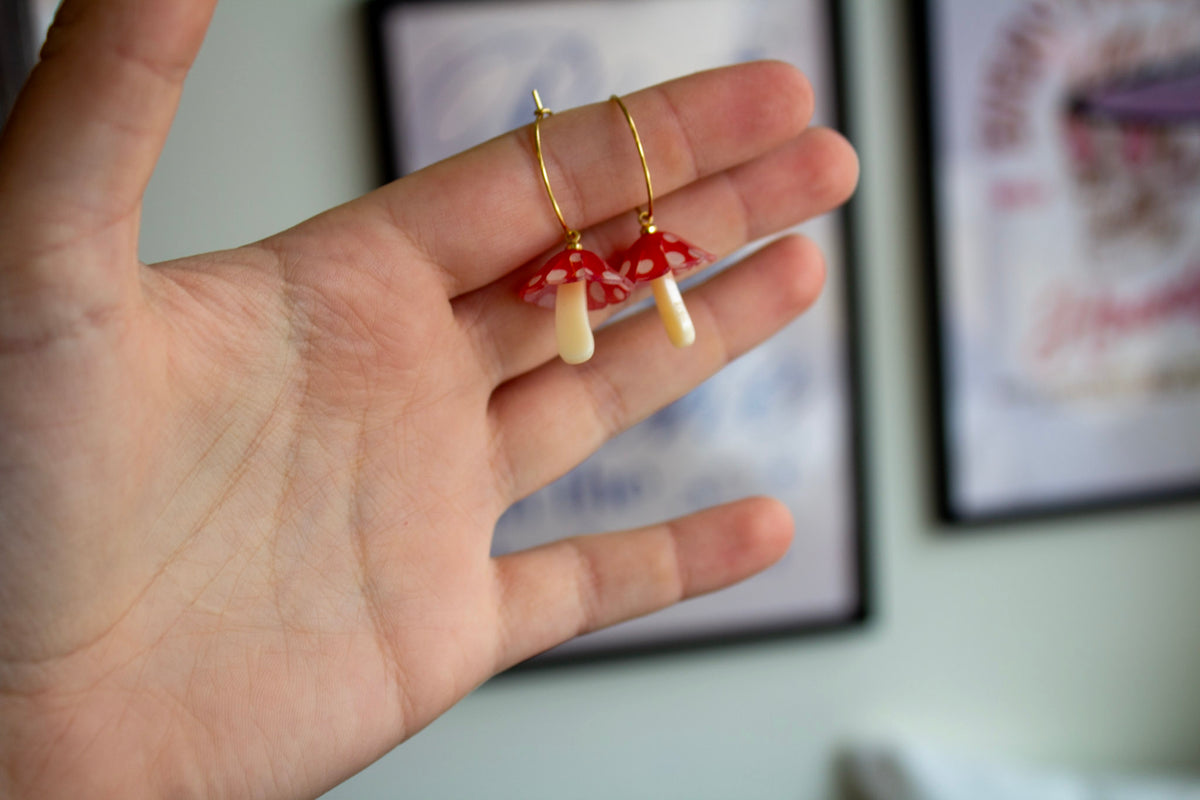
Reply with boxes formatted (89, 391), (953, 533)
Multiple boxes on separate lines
(927, 0), (1200, 519)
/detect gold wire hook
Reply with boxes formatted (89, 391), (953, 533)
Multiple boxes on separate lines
(532, 90), (581, 249)
(611, 94), (655, 233)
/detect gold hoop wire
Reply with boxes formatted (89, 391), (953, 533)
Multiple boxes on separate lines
(610, 94), (655, 230)
(531, 90), (581, 248)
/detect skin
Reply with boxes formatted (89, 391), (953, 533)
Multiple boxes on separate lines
(0, 1), (859, 797)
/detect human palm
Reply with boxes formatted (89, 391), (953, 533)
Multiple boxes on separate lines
(0, 2), (857, 798)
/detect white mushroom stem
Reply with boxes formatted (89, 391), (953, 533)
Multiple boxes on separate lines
(651, 274), (695, 348)
(555, 280), (594, 364)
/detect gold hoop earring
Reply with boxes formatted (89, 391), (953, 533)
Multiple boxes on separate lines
(519, 90), (633, 365)
(609, 94), (713, 349)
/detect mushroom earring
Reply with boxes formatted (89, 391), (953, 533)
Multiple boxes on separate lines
(609, 94), (714, 348)
(519, 90), (633, 365)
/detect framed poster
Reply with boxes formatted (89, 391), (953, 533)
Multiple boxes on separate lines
(369, 0), (867, 661)
(918, 0), (1200, 522)
(1, 0), (57, 120)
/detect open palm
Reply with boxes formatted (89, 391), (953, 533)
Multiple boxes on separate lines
(0, 2), (858, 797)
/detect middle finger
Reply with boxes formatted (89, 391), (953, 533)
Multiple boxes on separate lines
(455, 126), (858, 385)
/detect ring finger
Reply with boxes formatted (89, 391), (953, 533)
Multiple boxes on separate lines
(487, 233), (826, 504)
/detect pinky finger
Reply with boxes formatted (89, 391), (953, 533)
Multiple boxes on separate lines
(490, 497), (793, 670)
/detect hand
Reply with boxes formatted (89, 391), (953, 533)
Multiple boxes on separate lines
(0, 2), (858, 797)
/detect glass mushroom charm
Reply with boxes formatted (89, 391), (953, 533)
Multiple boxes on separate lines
(610, 94), (714, 348)
(613, 227), (712, 348)
(519, 91), (633, 365)
(520, 247), (632, 364)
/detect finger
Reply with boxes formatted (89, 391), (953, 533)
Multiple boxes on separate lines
(303, 60), (813, 298)
(491, 496), (793, 670)
(0, 0), (217, 256)
(457, 126), (858, 384)
(488, 234), (824, 503)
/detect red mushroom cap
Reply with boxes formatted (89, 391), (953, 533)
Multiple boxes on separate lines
(519, 248), (633, 310)
(612, 230), (713, 284)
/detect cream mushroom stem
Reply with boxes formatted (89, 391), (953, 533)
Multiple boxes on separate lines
(637, 219), (696, 349)
(555, 280), (594, 364)
(650, 273), (695, 349)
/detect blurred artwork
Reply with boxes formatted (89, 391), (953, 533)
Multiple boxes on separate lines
(925, 0), (1200, 520)
(371, 0), (865, 659)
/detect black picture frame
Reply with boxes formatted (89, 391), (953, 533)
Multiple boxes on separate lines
(916, 0), (1200, 525)
(1, 0), (43, 121)
(367, 0), (870, 663)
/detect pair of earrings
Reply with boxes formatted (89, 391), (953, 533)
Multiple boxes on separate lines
(519, 91), (713, 365)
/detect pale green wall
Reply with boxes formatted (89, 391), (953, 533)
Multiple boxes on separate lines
(140, 2), (1200, 798)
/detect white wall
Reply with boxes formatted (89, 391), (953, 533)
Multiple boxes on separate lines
(141, 2), (1200, 798)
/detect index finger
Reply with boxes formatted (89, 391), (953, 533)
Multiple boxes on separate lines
(305, 61), (814, 298)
